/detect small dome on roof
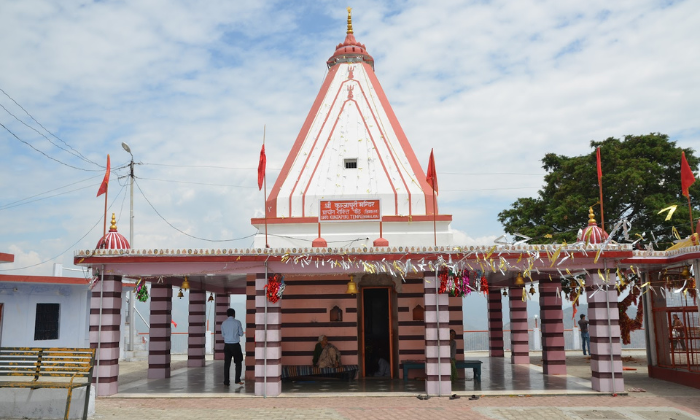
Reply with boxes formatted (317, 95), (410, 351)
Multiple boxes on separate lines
(96, 213), (130, 249)
(327, 8), (375, 69)
(577, 207), (608, 245)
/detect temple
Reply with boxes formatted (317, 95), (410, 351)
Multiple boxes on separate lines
(72, 10), (699, 398)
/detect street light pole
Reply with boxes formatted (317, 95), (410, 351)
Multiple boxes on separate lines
(122, 142), (135, 352)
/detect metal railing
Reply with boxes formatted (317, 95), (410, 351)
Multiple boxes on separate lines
(463, 329), (646, 351)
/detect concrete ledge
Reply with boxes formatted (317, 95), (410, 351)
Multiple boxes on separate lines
(0, 385), (95, 419)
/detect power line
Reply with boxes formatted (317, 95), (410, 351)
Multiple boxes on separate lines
(0, 102), (99, 167)
(141, 162), (280, 171)
(137, 176), (258, 188)
(441, 172), (545, 176)
(0, 121), (103, 172)
(0, 174), (103, 211)
(0, 185), (127, 272)
(134, 179), (257, 242)
(0, 87), (100, 167)
(441, 186), (540, 192)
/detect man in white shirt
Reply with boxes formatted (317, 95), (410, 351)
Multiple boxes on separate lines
(222, 308), (244, 386)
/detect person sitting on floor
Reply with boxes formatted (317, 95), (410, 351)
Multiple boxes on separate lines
(313, 334), (342, 368)
(375, 357), (390, 377)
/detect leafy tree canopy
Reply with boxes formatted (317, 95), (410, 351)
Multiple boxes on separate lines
(497, 133), (699, 248)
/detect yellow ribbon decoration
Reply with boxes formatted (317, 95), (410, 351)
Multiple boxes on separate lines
(549, 244), (563, 267)
(517, 253), (523, 263)
(658, 205), (678, 221)
(485, 245), (497, 260)
(672, 226), (681, 240)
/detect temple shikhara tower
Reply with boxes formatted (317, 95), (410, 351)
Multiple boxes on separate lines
(254, 8), (451, 248)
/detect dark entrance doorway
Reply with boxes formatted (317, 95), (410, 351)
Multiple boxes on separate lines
(361, 287), (393, 377)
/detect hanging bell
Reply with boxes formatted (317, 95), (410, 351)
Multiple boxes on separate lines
(207, 293), (214, 302)
(345, 275), (358, 294)
(529, 284), (536, 295)
(514, 272), (525, 286)
(680, 266), (691, 279)
(502, 288), (508, 297)
(181, 276), (190, 290)
(177, 288), (184, 299)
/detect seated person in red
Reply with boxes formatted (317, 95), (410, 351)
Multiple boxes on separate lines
(312, 334), (341, 368)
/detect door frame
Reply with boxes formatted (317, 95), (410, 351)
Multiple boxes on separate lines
(359, 286), (394, 378)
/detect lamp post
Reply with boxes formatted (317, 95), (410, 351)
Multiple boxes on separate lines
(122, 142), (135, 351)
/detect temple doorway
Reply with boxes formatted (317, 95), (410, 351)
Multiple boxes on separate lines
(361, 287), (394, 377)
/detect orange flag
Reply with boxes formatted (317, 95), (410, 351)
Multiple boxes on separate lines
(681, 151), (696, 198)
(596, 147), (602, 184)
(257, 145), (266, 191)
(426, 149), (438, 194)
(97, 154), (110, 197)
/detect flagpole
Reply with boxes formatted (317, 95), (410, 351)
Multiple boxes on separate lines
(263, 125), (269, 248)
(433, 190), (437, 246)
(103, 191), (108, 239)
(687, 196), (695, 234)
(597, 147), (605, 231)
(599, 183), (605, 232)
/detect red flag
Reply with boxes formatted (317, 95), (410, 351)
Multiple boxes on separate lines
(426, 149), (438, 194)
(596, 147), (602, 183)
(171, 319), (177, 328)
(96, 154), (110, 197)
(257, 145), (266, 191)
(681, 151), (696, 198)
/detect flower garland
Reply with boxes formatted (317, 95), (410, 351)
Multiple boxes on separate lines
(134, 278), (149, 302)
(264, 273), (285, 303)
(618, 285), (643, 345)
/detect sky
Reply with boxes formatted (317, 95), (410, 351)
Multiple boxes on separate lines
(1, 0), (699, 276)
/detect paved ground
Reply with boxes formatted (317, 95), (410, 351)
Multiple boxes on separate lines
(88, 351), (700, 420)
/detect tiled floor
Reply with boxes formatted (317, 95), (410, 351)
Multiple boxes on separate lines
(116, 355), (593, 397)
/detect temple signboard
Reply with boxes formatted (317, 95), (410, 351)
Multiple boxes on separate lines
(319, 200), (380, 221)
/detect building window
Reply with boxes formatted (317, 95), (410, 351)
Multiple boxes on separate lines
(344, 158), (357, 169)
(34, 303), (60, 340)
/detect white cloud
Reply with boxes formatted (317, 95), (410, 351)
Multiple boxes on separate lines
(1, 0), (698, 274)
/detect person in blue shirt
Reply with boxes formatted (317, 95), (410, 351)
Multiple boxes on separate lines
(222, 308), (244, 386)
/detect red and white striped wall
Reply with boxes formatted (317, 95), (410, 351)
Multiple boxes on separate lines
(187, 290), (206, 368)
(487, 288), (505, 357)
(539, 281), (566, 374)
(148, 284), (172, 379)
(214, 294), (229, 360)
(89, 274), (122, 396)
(255, 272), (282, 396)
(423, 272), (451, 396)
(588, 281), (624, 392)
(508, 286), (529, 364)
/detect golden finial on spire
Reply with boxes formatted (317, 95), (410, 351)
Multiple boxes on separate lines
(347, 7), (353, 34)
(110, 213), (117, 231)
(588, 207), (597, 224)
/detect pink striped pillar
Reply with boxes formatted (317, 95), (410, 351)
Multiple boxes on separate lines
(89, 274), (122, 396)
(423, 272), (451, 396)
(588, 282), (624, 392)
(188, 290), (206, 367)
(487, 288), (505, 357)
(148, 284), (172, 379)
(255, 272), (282, 396)
(214, 294), (229, 360)
(539, 281), (566, 374)
(508, 286), (529, 364)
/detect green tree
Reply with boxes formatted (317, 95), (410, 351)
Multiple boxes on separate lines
(497, 133), (699, 248)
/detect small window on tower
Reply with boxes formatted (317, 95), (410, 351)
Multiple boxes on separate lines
(344, 159), (357, 169)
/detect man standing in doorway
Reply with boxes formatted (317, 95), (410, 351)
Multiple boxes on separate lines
(222, 308), (244, 386)
(578, 314), (590, 356)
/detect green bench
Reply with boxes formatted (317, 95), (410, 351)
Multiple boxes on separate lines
(402, 359), (482, 382)
(0, 347), (95, 420)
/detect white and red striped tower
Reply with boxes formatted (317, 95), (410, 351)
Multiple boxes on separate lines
(90, 213), (129, 396)
(252, 8), (452, 248)
(96, 213), (130, 250)
(577, 207), (609, 245)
